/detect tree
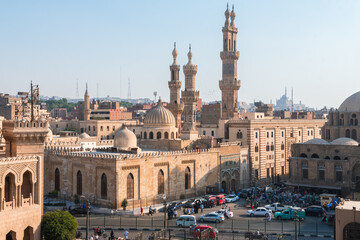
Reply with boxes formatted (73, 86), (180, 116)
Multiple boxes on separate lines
(121, 198), (128, 210)
(41, 210), (78, 240)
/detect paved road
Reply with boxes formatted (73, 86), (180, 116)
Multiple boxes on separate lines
(76, 200), (334, 238)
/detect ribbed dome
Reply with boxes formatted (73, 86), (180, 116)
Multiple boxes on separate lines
(304, 138), (330, 145)
(79, 132), (90, 139)
(331, 137), (359, 146)
(144, 100), (175, 127)
(339, 91), (360, 112)
(114, 125), (137, 150)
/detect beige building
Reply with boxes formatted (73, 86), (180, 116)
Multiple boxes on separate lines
(0, 120), (47, 240)
(335, 200), (360, 240)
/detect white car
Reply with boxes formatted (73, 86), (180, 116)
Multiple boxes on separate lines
(225, 194), (239, 203)
(264, 203), (290, 212)
(247, 207), (272, 217)
(213, 209), (234, 218)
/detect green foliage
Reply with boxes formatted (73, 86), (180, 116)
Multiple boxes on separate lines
(41, 210), (78, 240)
(47, 190), (58, 198)
(121, 198), (128, 210)
(40, 98), (76, 113)
(119, 101), (133, 109)
(74, 194), (80, 204)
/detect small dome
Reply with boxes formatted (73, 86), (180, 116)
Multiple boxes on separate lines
(339, 91), (360, 112)
(144, 100), (176, 127)
(331, 137), (359, 146)
(304, 138), (330, 145)
(79, 132), (90, 139)
(114, 125), (137, 150)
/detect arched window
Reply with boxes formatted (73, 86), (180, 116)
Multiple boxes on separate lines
(5, 173), (15, 202)
(334, 156), (341, 160)
(55, 168), (60, 191)
(127, 173), (134, 199)
(346, 129), (351, 138)
(23, 226), (33, 240)
(356, 119), (359, 126)
(185, 167), (191, 190)
(158, 170), (164, 194)
(164, 132), (169, 139)
(77, 171), (82, 195)
(157, 132), (162, 139)
(324, 156), (330, 160)
(350, 119), (354, 126)
(6, 231), (16, 240)
(171, 70), (174, 81)
(21, 170), (33, 199)
(171, 132), (175, 139)
(149, 132), (154, 139)
(255, 145), (259, 152)
(343, 222), (360, 240)
(236, 131), (243, 139)
(300, 153), (307, 158)
(101, 173), (107, 199)
(311, 153), (319, 158)
(352, 129), (357, 140)
(143, 132), (147, 139)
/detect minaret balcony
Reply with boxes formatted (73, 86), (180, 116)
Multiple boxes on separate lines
(219, 80), (241, 90)
(220, 51), (239, 60)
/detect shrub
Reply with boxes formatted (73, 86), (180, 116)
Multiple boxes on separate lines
(41, 210), (78, 240)
(121, 198), (128, 210)
(48, 190), (58, 198)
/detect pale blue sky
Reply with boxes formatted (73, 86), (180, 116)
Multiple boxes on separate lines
(0, 0), (359, 109)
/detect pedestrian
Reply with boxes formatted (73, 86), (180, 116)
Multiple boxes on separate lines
(110, 230), (115, 239)
(124, 230), (129, 240)
(228, 206), (231, 211)
(200, 203), (204, 213)
(149, 206), (152, 216)
(90, 235), (94, 240)
(141, 207), (144, 216)
(174, 209), (177, 217)
(268, 212), (272, 222)
(95, 234), (99, 240)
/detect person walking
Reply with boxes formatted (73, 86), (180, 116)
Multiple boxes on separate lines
(268, 212), (272, 222)
(124, 230), (129, 240)
(141, 207), (144, 216)
(200, 203), (204, 213)
(149, 206), (152, 216)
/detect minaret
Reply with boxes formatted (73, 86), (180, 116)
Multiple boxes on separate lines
(167, 43), (184, 135)
(219, 4), (241, 120)
(181, 45), (199, 140)
(83, 83), (91, 121)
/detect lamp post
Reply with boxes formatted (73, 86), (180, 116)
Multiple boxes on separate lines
(163, 194), (167, 237)
(80, 196), (91, 240)
(294, 211), (299, 240)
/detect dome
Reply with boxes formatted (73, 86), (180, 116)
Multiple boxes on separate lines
(114, 125), (137, 150)
(331, 137), (359, 146)
(144, 100), (176, 127)
(79, 132), (90, 139)
(339, 91), (360, 112)
(304, 138), (330, 145)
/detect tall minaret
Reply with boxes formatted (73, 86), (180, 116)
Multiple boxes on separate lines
(83, 83), (91, 121)
(167, 43), (184, 135)
(181, 45), (199, 140)
(219, 4), (241, 120)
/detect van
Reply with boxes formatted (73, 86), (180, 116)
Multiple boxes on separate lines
(319, 193), (337, 206)
(176, 215), (196, 227)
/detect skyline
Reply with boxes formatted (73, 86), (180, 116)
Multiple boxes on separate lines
(1, 0), (360, 109)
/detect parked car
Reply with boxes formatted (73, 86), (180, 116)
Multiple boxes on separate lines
(213, 209), (233, 218)
(176, 215), (196, 227)
(193, 225), (218, 239)
(225, 194), (239, 203)
(216, 195), (226, 205)
(240, 189), (252, 198)
(247, 207), (272, 217)
(304, 205), (326, 217)
(202, 199), (216, 208)
(199, 213), (225, 223)
(69, 207), (88, 216)
(264, 202), (290, 212)
(274, 207), (305, 220)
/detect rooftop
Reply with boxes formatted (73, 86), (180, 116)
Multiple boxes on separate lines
(337, 200), (360, 211)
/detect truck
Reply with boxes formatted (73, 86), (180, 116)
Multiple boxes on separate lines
(274, 207), (306, 220)
(264, 202), (290, 212)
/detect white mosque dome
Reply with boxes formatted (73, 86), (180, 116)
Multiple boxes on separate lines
(144, 100), (176, 127)
(79, 132), (91, 139)
(114, 125), (137, 150)
(338, 91), (360, 112)
(304, 138), (330, 145)
(331, 137), (359, 146)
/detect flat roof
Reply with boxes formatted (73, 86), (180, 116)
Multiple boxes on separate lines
(337, 200), (360, 210)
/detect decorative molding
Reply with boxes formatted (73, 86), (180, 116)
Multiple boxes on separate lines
(122, 165), (140, 170)
(154, 162), (169, 167)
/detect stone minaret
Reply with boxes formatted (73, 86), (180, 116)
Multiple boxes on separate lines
(219, 5), (241, 120)
(167, 43), (184, 135)
(181, 45), (199, 140)
(83, 83), (91, 121)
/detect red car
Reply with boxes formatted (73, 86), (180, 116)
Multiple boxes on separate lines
(216, 195), (226, 205)
(193, 225), (218, 239)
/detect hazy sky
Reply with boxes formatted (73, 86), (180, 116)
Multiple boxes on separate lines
(1, 0), (359, 109)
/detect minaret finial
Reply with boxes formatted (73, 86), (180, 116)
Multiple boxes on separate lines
(232, 4), (234, 11)
(189, 44), (191, 51)
(174, 42), (176, 48)
(227, 3), (229, 10)
(172, 42), (178, 64)
(187, 44), (193, 65)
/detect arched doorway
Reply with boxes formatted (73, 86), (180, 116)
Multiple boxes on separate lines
(23, 226), (34, 240)
(55, 168), (60, 191)
(21, 171), (33, 199)
(158, 170), (164, 194)
(101, 173), (107, 199)
(6, 231), (16, 240)
(222, 172), (231, 193)
(185, 167), (191, 190)
(127, 173), (134, 199)
(221, 181), (226, 192)
(343, 222), (360, 240)
(5, 173), (16, 202)
(76, 171), (82, 195)
(230, 179), (236, 192)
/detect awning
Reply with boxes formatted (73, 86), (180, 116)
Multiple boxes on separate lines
(285, 182), (342, 190)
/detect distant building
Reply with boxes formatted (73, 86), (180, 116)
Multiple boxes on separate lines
(90, 109), (132, 120)
(201, 103), (221, 125)
(50, 108), (67, 119)
(255, 101), (273, 117)
(291, 111), (313, 120)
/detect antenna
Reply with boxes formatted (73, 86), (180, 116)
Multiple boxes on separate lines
(153, 91), (157, 103)
(128, 78), (131, 99)
(97, 82), (99, 99)
(76, 78), (79, 98)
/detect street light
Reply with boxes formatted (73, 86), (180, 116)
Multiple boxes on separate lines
(162, 194), (167, 238)
(80, 196), (91, 240)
